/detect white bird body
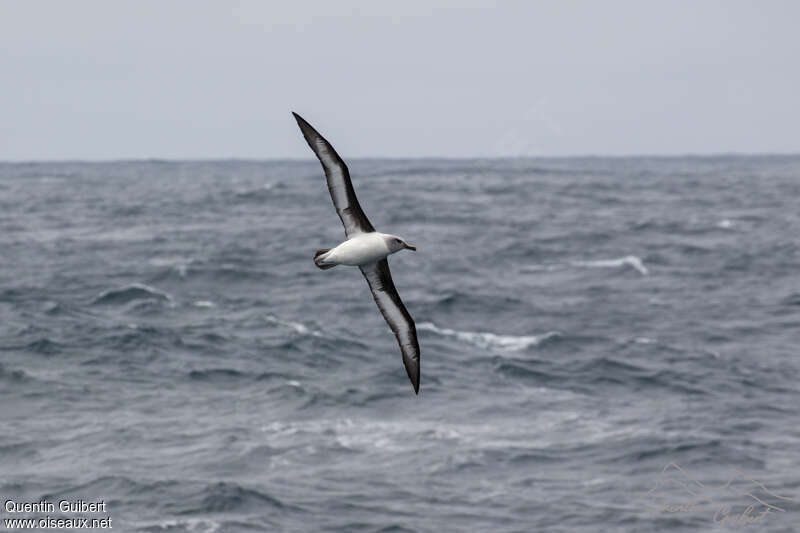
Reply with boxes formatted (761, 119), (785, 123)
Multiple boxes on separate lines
(319, 232), (391, 266)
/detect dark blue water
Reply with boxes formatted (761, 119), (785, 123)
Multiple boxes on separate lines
(1, 157), (799, 532)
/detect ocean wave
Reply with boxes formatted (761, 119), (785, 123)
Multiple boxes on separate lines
(39, 476), (291, 519)
(494, 356), (709, 396)
(183, 481), (290, 514)
(780, 293), (800, 306)
(187, 368), (247, 382)
(139, 518), (221, 533)
(571, 255), (649, 276)
(260, 413), (635, 460)
(42, 300), (91, 317)
(717, 218), (735, 229)
(40, 475), (177, 502)
(25, 337), (65, 355)
(518, 263), (562, 273)
(612, 438), (725, 464)
(0, 441), (39, 463)
(99, 324), (179, 353)
(92, 283), (174, 306)
(262, 418), (471, 455)
(152, 263), (274, 283)
(493, 360), (560, 383)
(569, 358), (707, 395)
(185, 373), (307, 391)
(0, 363), (31, 385)
(265, 315), (323, 338)
(417, 322), (561, 351)
(148, 256), (191, 278)
(232, 182), (281, 200)
(519, 256), (650, 276)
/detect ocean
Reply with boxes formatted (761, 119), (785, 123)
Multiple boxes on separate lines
(1, 156), (798, 532)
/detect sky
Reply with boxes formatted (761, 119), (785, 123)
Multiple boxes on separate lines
(1, 0), (799, 160)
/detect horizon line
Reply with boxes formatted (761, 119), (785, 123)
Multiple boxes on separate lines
(1, 151), (800, 165)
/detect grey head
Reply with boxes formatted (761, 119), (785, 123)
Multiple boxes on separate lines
(383, 234), (417, 254)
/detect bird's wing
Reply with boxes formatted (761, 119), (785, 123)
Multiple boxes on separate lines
(360, 259), (420, 394)
(293, 112), (375, 237)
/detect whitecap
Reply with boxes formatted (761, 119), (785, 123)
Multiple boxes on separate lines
(148, 256), (187, 267)
(259, 412), (634, 458)
(717, 219), (734, 229)
(234, 183), (276, 197)
(192, 300), (215, 308)
(149, 256), (192, 277)
(417, 322), (561, 351)
(571, 255), (649, 276)
(92, 283), (174, 306)
(147, 518), (220, 533)
(519, 263), (561, 272)
(265, 315), (323, 337)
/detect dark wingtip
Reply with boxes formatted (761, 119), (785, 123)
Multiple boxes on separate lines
(408, 363), (420, 395)
(292, 112), (318, 144)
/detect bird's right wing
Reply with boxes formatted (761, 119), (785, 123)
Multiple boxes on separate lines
(360, 259), (420, 394)
(293, 112), (375, 238)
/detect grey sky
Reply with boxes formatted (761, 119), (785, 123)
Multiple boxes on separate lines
(1, 1), (798, 160)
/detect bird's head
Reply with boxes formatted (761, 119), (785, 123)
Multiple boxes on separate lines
(383, 234), (417, 254)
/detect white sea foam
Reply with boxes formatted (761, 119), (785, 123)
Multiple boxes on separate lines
(717, 219), (734, 229)
(259, 410), (662, 459)
(93, 283), (175, 306)
(417, 322), (561, 351)
(150, 519), (220, 533)
(234, 183), (276, 197)
(192, 300), (215, 308)
(265, 315), (323, 337)
(571, 255), (649, 276)
(148, 256), (192, 277)
(519, 264), (561, 273)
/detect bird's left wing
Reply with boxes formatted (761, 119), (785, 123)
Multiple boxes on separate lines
(360, 259), (420, 394)
(293, 112), (375, 237)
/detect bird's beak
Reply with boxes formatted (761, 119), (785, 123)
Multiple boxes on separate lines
(404, 243), (417, 251)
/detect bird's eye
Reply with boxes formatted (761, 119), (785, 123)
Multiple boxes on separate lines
(395, 239), (401, 243)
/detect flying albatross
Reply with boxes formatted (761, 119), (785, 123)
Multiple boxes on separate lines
(293, 112), (421, 394)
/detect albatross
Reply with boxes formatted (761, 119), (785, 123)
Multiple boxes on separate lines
(293, 112), (421, 394)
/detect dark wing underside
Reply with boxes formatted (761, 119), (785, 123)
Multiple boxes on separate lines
(293, 112), (375, 237)
(360, 259), (420, 394)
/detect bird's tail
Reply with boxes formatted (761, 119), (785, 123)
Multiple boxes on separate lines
(314, 249), (336, 270)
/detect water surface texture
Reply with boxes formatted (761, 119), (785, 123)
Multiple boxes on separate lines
(1, 157), (799, 532)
